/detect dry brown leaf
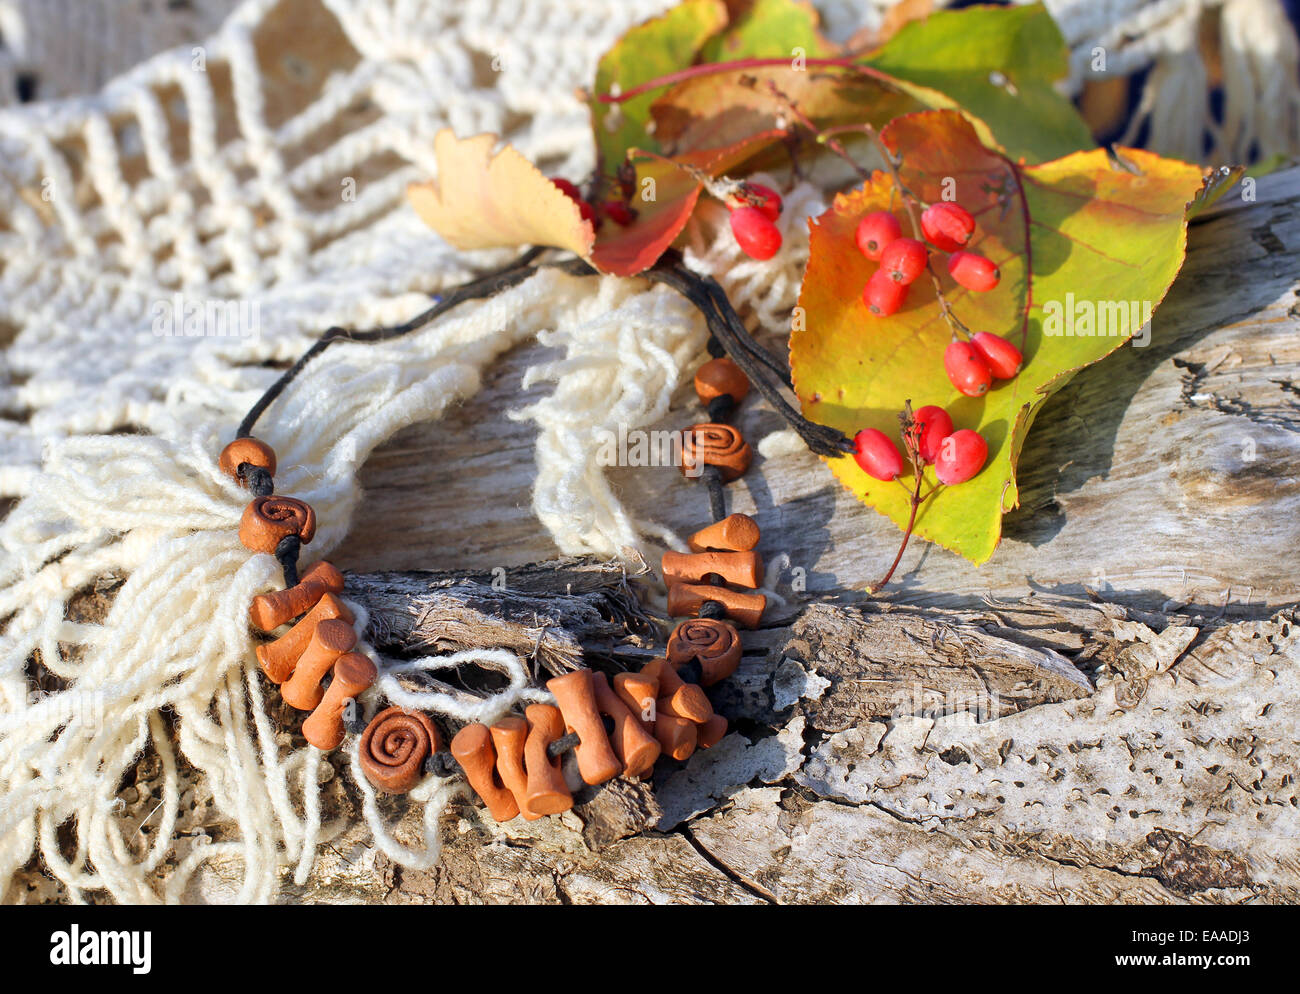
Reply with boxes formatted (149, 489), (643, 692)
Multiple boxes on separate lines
(407, 129), (595, 257)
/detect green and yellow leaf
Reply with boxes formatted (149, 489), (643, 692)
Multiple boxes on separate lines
(791, 111), (1206, 566)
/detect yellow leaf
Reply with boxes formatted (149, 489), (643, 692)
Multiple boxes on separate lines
(407, 129), (595, 257)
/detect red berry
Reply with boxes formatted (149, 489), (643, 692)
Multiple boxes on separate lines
(970, 331), (1023, 379)
(880, 237), (928, 285)
(943, 340), (993, 397)
(912, 405), (954, 464)
(855, 211), (902, 261)
(921, 202), (975, 252)
(553, 178), (597, 226)
(863, 268), (908, 316)
(729, 182), (782, 221)
(552, 178), (582, 200)
(602, 200), (636, 226)
(729, 207), (782, 260)
(934, 429), (988, 485)
(948, 250), (1000, 292)
(853, 428), (903, 481)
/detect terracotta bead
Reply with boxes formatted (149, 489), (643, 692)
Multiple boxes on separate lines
(662, 549), (763, 589)
(450, 724), (519, 822)
(359, 707), (441, 794)
(680, 423), (752, 482)
(546, 669), (623, 786)
(667, 582), (766, 629)
(640, 657), (712, 725)
(239, 496), (317, 554)
(301, 651), (377, 751)
(489, 717), (540, 821)
(613, 672), (659, 732)
(694, 357), (750, 406)
(249, 560), (345, 632)
(688, 513), (760, 553)
(219, 436), (276, 484)
(256, 593), (354, 683)
(590, 671), (660, 779)
(281, 618), (357, 711)
(653, 710), (697, 762)
(667, 618), (743, 686)
(698, 714), (729, 749)
(523, 704), (572, 816)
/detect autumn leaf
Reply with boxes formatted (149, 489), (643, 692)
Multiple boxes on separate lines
(590, 0), (729, 173)
(408, 127), (778, 277)
(648, 63), (958, 160)
(698, 0), (837, 63)
(407, 130), (594, 257)
(591, 131), (783, 276)
(790, 111), (1207, 566)
(860, 2), (1093, 164)
(591, 0), (848, 175)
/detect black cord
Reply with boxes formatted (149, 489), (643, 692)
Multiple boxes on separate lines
(706, 393), (736, 422)
(699, 275), (795, 389)
(275, 534), (301, 588)
(702, 465), (727, 522)
(237, 463), (274, 497)
(234, 249), (845, 460)
(645, 256), (854, 459)
(236, 250), (585, 439)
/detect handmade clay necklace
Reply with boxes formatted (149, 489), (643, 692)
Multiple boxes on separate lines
(218, 247), (855, 821)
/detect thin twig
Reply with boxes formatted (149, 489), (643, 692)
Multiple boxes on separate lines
(597, 56), (898, 105)
(762, 83), (971, 342)
(870, 401), (936, 593)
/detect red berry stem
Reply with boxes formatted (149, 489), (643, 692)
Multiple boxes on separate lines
(869, 400), (931, 595)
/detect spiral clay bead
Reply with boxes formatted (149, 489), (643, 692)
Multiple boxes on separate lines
(667, 618), (743, 686)
(359, 707), (443, 793)
(239, 496), (317, 554)
(680, 423), (752, 482)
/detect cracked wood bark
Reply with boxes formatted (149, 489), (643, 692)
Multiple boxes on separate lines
(343, 558), (654, 677)
(253, 597), (1296, 906)
(203, 169), (1300, 905)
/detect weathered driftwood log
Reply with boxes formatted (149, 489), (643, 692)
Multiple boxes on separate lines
(247, 594), (1300, 906)
(200, 168), (1300, 905)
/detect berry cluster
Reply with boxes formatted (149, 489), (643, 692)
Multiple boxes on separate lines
(856, 201), (1023, 398)
(853, 404), (987, 486)
(552, 177), (637, 229)
(856, 202), (1000, 315)
(726, 183), (784, 260)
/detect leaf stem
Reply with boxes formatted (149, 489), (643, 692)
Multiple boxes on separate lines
(597, 57), (894, 105)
